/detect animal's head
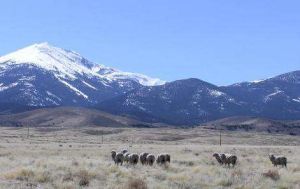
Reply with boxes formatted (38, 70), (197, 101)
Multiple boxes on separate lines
(220, 154), (226, 160)
(122, 149), (128, 154)
(156, 157), (160, 163)
(213, 153), (219, 158)
(111, 151), (117, 158)
(269, 154), (275, 161)
(157, 155), (163, 161)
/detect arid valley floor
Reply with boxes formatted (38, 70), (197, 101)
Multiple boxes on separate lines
(0, 127), (299, 189)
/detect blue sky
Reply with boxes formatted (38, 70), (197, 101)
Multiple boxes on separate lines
(0, 0), (299, 85)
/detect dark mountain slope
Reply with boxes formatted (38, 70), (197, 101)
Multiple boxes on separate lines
(98, 78), (245, 125)
(222, 71), (300, 120)
(98, 71), (300, 125)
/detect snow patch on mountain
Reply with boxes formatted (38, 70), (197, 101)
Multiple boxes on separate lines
(208, 89), (225, 97)
(19, 76), (36, 81)
(292, 98), (300, 103)
(82, 81), (97, 90)
(22, 88), (43, 106)
(264, 88), (284, 102)
(45, 97), (60, 105)
(46, 91), (62, 102)
(58, 79), (88, 99)
(0, 82), (18, 92)
(250, 79), (264, 83)
(104, 72), (165, 86)
(23, 82), (34, 88)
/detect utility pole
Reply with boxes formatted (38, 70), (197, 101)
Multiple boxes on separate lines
(219, 129), (222, 146)
(132, 136), (134, 145)
(27, 125), (30, 138)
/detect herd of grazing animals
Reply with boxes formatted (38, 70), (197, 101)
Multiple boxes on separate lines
(112, 150), (287, 168)
(111, 150), (170, 166)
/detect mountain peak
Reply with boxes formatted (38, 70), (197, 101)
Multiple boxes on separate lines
(0, 43), (165, 86)
(30, 42), (51, 48)
(34, 42), (51, 46)
(27, 42), (80, 56)
(0, 42), (98, 80)
(0, 42), (82, 62)
(27, 42), (65, 52)
(168, 78), (217, 88)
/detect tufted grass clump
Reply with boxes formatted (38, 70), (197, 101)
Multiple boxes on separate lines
(124, 178), (148, 189)
(262, 170), (280, 181)
(4, 168), (35, 181)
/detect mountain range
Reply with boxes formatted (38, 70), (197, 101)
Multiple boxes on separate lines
(99, 71), (300, 125)
(0, 43), (299, 126)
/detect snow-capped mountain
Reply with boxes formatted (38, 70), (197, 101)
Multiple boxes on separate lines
(0, 43), (164, 108)
(0, 43), (164, 86)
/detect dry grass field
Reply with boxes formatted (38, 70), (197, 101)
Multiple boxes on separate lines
(0, 126), (299, 189)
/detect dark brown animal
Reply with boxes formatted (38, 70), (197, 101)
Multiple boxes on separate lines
(165, 153), (171, 163)
(156, 154), (166, 165)
(146, 154), (155, 166)
(139, 152), (149, 165)
(111, 150), (117, 162)
(213, 153), (223, 165)
(220, 154), (237, 167)
(114, 152), (124, 165)
(129, 153), (139, 165)
(269, 154), (287, 167)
